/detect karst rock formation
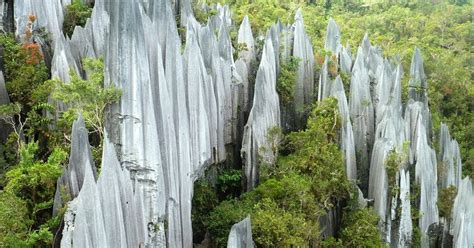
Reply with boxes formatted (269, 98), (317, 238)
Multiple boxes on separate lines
(1, 0), (472, 247)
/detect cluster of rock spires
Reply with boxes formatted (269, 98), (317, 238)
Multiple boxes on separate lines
(0, 0), (472, 247)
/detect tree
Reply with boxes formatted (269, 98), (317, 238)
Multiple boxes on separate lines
(51, 58), (121, 142)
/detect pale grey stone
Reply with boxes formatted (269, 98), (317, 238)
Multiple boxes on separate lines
(53, 115), (96, 216)
(227, 217), (254, 248)
(241, 34), (280, 191)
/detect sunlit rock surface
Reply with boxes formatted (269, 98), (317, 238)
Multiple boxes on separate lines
(61, 135), (146, 247)
(227, 217), (254, 248)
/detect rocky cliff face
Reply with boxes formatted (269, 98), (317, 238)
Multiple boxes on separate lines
(5, 0), (472, 247)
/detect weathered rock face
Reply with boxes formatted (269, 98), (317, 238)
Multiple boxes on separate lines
(14, 0), (65, 42)
(408, 48), (428, 107)
(53, 115), (97, 216)
(241, 32), (280, 191)
(293, 9), (314, 119)
(0, 0), (14, 33)
(439, 123), (462, 189)
(398, 169), (412, 248)
(61, 134), (147, 247)
(368, 138), (393, 241)
(450, 177), (474, 248)
(330, 76), (357, 180)
(320, 20), (357, 181)
(227, 217), (254, 248)
(349, 46), (375, 195)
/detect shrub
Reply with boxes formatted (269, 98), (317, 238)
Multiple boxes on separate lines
(63, 0), (93, 37)
(340, 208), (385, 248)
(276, 56), (300, 104)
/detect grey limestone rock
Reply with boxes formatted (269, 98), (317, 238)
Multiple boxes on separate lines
(238, 15), (256, 65)
(349, 46), (375, 195)
(398, 169), (413, 248)
(14, 0), (64, 43)
(439, 123), (462, 189)
(293, 9), (315, 114)
(450, 177), (474, 248)
(408, 48), (428, 106)
(413, 121), (439, 247)
(227, 217), (254, 248)
(53, 115), (96, 216)
(241, 34), (280, 191)
(324, 18), (341, 55)
(61, 135), (147, 248)
(368, 138), (393, 242)
(330, 76), (357, 180)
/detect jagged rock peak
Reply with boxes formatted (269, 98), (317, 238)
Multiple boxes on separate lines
(227, 217), (254, 248)
(349, 46), (374, 195)
(293, 8), (315, 121)
(61, 133), (147, 248)
(241, 33), (280, 191)
(439, 123), (463, 189)
(408, 47), (428, 105)
(53, 114), (97, 216)
(238, 15), (256, 64)
(324, 18), (341, 55)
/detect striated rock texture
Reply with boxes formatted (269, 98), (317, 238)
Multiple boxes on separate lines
(227, 217), (254, 248)
(292, 9), (315, 120)
(53, 115), (97, 216)
(450, 177), (474, 248)
(349, 46), (375, 195)
(439, 123), (462, 189)
(320, 20), (356, 181)
(398, 169), (412, 247)
(241, 31), (280, 191)
(61, 134), (147, 247)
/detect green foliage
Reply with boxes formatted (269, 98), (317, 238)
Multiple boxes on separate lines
(384, 146), (407, 196)
(280, 98), (351, 206)
(63, 0), (93, 37)
(277, 56), (300, 104)
(51, 58), (122, 142)
(5, 142), (66, 211)
(0, 142), (67, 247)
(217, 169), (242, 199)
(192, 180), (219, 243)
(0, 191), (31, 246)
(252, 198), (319, 247)
(207, 198), (253, 247)
(193, 4), (218, 23)
(0, 34), (49, 109)
(437, 185), (457, 219)
(206, 99), (359, 246)
(340, 208), (385, 248)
